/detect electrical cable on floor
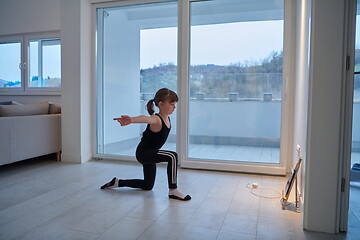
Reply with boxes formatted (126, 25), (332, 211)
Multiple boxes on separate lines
(246, 183), (282, 199)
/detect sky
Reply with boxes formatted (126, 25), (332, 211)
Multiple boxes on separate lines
(3, 16), (360, 82)
(140, 20), (284, 69)
(2, 20), (283, 82)
(29, 43), (61, 80)
(0, 42), (60, 82)
(356, 16), (360, 50)
(0, 43), (21, 82)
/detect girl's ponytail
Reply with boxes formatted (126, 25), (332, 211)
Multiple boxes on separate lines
(146, 99), (155, 115)
(145, 88), (178, 115)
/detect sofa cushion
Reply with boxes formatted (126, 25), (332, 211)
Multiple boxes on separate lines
(12, 114), (61, 161)
(11, 101), (23, 105)
(0, 102), (50, 117)
(0, 101), (12, 105)
(0, 101), (23, 105)
(49, 103), (61, 114)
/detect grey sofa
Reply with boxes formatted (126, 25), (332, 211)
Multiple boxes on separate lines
(0, 102), (62, 166)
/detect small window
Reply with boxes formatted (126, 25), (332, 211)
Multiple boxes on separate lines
(0, 33), (61, 93)
(28, 38), (61, 88)
(0, 41), (22, 88)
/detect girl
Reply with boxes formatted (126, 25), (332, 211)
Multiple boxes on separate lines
(100, 88), (191, 201)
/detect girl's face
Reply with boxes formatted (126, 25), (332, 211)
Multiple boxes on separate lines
(159, 100), (176, 115)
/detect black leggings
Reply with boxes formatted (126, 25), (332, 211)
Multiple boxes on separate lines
(119, 149), (178, 190)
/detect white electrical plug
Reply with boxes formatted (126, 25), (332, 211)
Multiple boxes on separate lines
(296, 144), (301, 157)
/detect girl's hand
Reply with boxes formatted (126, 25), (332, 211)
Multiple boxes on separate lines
(113, 115), (132, 126)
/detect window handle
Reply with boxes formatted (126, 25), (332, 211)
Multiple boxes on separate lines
(19, 62), (26, 70)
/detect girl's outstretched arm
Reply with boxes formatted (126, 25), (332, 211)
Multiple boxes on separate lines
(113, 115), (160, 127)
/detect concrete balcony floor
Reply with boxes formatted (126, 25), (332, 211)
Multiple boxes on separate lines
(103, 139), (360, 166)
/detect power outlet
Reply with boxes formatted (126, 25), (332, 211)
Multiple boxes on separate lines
(296, 144), (301, 157)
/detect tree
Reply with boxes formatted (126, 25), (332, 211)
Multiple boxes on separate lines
(140, 51), (284, 99)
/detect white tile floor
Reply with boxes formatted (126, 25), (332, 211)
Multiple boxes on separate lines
(0, 155), (359, 240)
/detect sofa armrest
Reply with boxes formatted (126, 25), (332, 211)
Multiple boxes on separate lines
(12, 114), (61, 162)
(0, 117), (13, 165)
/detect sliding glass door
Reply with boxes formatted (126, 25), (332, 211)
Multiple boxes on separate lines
(347, 2), (360, 231)
(181, 0), (286, 174)
(95, 0), (288, 174)
(96, 1), (178, 158)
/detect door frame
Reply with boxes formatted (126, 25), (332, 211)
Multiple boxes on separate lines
(339, 0), (357, 232)
(93, 0), (293, 176)
(177, 0), (292, 175)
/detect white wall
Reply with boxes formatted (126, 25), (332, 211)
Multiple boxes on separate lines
(60, 0), (92, 163)
(0, 0), (60, 35)
(0, 95), (61, 104)
(303, 0), (346, 233)
(0, 0), (61, 104)
(293, 0), (311, 212)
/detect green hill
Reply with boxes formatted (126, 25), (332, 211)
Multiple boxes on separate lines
(140, 51), (284, 99)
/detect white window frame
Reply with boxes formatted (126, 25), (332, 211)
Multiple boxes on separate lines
(92, 0), (292, 176)
(0, 31), (61, 95)
(178, 0), (291, 175)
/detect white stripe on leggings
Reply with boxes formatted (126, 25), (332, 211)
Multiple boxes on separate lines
(158, 150), (177, 184)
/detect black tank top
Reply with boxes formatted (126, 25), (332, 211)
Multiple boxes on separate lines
(138, 114), (170, 150)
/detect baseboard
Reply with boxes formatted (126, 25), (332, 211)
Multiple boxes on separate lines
(181, 159), (286, 175)
(61, 152), (92, 164)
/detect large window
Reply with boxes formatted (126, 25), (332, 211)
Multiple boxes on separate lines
(95, 0), (289, 174)
(347, 3), (360, 232)
(353, 12), (360, 162)
(351, 9), (360, 183)
(0, 33), (61, 92)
